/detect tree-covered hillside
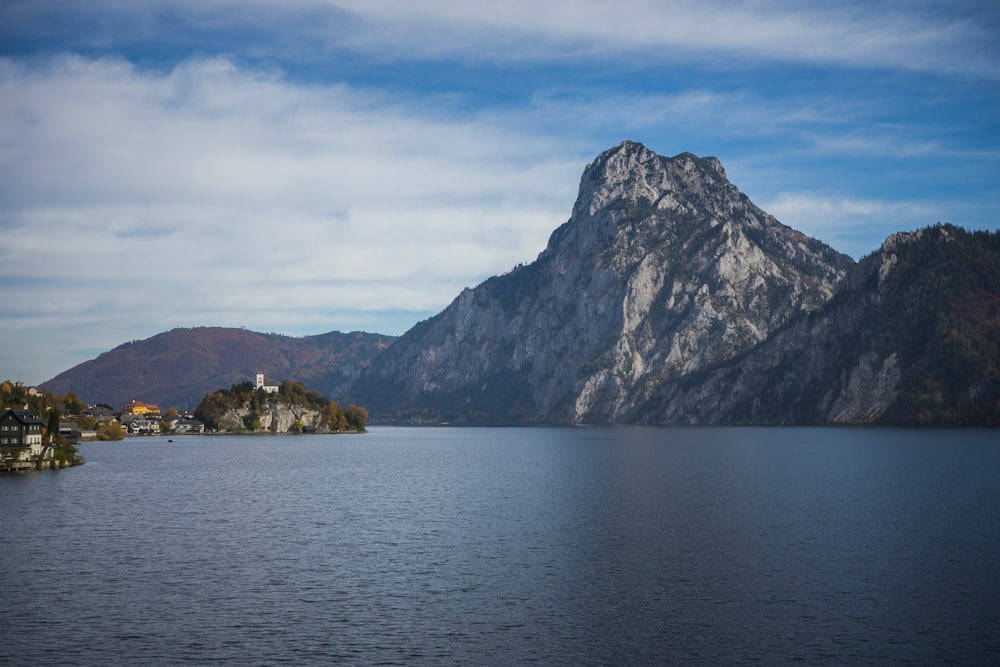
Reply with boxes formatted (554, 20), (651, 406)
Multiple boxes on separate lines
(43, 328), (395, 411)
(874, 225), (1000, 425)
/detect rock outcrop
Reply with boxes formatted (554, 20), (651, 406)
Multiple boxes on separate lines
(348, 143), (999, 426)
(629, 224), (1000, 425)
(348, 141), (854, 423)
(216, 401), (322, 433)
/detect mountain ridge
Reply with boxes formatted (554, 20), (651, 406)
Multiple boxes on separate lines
(42, 326), (395, 410)
(629, 223), (1000, 425)
(347, 141), (855, 423)
(40, 142), (1000, 426)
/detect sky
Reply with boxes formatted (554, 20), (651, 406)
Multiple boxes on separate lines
(1, 1), (998, 386)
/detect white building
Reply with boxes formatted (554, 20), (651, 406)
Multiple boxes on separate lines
(255, 372), (280, 394)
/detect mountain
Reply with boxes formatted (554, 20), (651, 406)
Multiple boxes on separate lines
(43, 142), (999, 426)
(42, 327), (395, 410)
(347, 141), (855, 423)
(632, 224), (1000, 425)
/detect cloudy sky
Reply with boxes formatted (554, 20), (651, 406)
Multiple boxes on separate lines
(2, 1), (998, 385)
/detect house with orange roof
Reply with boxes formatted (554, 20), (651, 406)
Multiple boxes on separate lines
(123, 399), (161, 416)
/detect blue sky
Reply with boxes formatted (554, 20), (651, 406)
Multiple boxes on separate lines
(1, 1), (998, 386)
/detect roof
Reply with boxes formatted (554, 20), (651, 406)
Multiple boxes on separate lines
(0, 408), (43, 425)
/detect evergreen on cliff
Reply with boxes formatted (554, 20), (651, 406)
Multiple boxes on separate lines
(874, 225), (1000, 425)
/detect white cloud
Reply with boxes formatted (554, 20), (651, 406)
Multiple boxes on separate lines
(0, 9), (995, 385)
(0, 55), (582, 382)
(6, 0), (995, 77)
(762, 191), (939, 258)
(280, 0), (999, 77)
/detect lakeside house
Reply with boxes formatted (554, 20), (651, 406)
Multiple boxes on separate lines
(165, 416), (205, 434)
(59, 426), (82, 444)
(120, 412), (161, 435)
(82, 406), (116, 421)
(0, 407), (44, 450)
(1, 407), (47, 469)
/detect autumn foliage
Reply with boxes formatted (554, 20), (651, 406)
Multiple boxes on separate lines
(193, 380), (367, 432)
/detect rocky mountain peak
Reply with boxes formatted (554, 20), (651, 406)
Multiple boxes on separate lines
(573, 141), (729, 222)
(350, 142), (855, 424)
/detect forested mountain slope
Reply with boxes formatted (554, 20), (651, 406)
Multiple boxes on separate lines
(43, 327), (394, 410)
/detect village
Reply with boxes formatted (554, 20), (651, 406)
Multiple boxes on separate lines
(0, 398), (206, 471)
(0, 376), (211, 471)
(80, 399), (207, 438)
(1, 370), (367, 471)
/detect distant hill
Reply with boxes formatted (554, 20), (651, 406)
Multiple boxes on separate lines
(42, 327), (395, 411)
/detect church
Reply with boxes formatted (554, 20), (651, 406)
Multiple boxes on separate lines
(255, 372), (280, 394)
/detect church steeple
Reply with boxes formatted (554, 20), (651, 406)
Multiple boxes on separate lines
(254, 371), (279, 394)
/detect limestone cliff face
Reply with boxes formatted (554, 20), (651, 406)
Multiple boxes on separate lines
(349, 141), (853, 423)
(217, 401), (322, 432)
(630, 224), (1000, 425)
(628, 248), (895, 424)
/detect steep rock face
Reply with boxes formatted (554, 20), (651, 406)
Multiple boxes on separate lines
(628, 249), (891, 424)
(827, 352), (901, 423)
(218, 402), (321, 432)
(631, 224), (1000, 425)
(350, 141), (853, 423)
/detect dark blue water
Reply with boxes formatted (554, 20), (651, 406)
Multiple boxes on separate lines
(2, 427), (998, 665)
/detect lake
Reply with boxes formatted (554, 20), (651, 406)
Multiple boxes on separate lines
(2, 427), (998, 665)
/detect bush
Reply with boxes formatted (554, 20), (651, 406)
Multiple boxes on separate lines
(97, 422), (126, 441)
